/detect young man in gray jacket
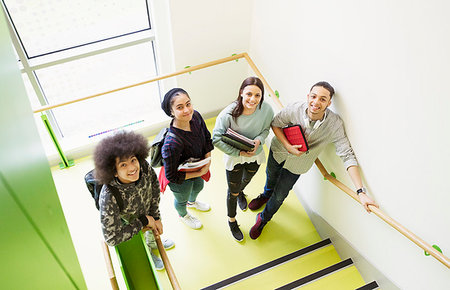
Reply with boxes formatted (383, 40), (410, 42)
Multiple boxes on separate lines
(249, 81), (378, 239)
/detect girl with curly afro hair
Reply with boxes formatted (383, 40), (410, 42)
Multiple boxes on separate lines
(93, 131), (174, 270)
(94, 131), (149, 184)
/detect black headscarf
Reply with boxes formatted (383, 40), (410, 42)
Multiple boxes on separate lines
(161, 88), (188, 117)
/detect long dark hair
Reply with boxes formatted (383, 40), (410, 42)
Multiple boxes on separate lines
(231, 77), (265, 120)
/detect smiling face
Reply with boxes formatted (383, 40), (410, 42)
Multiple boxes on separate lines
(171, 93), (193, 122)
(241, 85), (262, 114)
(115, 155), (140, 184)
(307, 86), (332, 120)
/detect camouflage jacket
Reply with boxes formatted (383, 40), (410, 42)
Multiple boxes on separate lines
(100, 160), (161, 246)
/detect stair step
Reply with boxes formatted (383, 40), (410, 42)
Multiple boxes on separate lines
(202, 239), (335, 290)
(228, 245), (341, 289)
(356, 281), (379, 290)
(283, 261), (366, 290)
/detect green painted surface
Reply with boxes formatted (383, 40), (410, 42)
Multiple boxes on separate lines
(0, 11), (86, 290)
(41, 114), (74, 168)
(115, 232), (160, 290)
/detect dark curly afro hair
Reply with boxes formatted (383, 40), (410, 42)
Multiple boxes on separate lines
(94, 131), (150, 184)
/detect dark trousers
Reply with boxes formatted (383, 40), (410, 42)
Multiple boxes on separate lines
(226, 161), (260, 218)
(261, 150), (300, 222)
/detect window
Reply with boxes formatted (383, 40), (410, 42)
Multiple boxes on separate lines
(2, 0), (167, 157)
(4, 0), (151, 58)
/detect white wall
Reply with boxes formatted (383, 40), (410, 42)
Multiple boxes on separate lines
(249, 0), (450, 289)
(163, 0), (254, 116)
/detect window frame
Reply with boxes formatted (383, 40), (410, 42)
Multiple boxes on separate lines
(1, 0), (165, 159)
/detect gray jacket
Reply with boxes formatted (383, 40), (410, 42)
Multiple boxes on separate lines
(271, 102), (358, 175)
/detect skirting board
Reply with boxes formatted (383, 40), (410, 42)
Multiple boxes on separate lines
(294, 187), (400, 290)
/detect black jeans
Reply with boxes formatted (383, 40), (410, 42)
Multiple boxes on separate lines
(226, 161), (260, 218)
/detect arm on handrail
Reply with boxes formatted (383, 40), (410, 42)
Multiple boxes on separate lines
(346, 165), (379, 212)
(315, 158), (450, 268)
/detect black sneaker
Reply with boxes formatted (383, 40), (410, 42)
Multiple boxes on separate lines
(237, 192), (248, 211)
(228, 220), (244, 242)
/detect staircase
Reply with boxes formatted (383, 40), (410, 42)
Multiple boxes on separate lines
(201, 238), (378, 290)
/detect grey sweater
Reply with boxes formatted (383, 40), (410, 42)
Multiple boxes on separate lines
(212, 101), (274, 156)
(271, 102), (358, 175)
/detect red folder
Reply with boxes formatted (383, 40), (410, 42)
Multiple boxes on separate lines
(282, 125), (309, 152)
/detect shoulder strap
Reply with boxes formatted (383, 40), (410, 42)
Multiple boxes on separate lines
(106, 185), (124, 211)
(167, 131), (179, 142)
(167, 130), (184, 146)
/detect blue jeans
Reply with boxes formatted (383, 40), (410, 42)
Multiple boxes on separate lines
(168, 177), (204, 217)
(261, 150), (300, 222)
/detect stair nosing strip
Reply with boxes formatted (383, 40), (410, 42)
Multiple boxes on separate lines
(275, 258), (354, 290)
(355, 280), (379, 290)
(201, 238), (332, 290)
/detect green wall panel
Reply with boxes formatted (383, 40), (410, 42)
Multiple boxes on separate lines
(0, 10), (86, 290)
(0, 177), (78, 289)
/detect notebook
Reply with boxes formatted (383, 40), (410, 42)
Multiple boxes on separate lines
(282, 125), (309, 152)
(221, 128), (255, 151)
(178, 157), (211, 172)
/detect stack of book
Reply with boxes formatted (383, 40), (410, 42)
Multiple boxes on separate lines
(178, 157), (211, 172)
(221, 128), (255, 151)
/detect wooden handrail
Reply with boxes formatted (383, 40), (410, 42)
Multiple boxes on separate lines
(314, 159), (450, 268)
(34, 52), (449, 269)
(101, 241), (120, 290)
(32, 53), (246, 113)
(153, 230), (181, 290)
(242, 53), (283, 110)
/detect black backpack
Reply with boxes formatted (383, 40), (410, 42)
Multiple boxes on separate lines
(149, 127), (180, 167)
(84, 170), (123, 211)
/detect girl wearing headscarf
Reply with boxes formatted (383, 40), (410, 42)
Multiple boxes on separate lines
(160, 88), (213, 229)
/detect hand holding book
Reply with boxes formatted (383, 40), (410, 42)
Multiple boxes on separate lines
(239, 139), (261, 157)
(282, 125), (309, 153)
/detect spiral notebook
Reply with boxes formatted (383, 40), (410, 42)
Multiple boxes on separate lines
(282, 125), (309, 152)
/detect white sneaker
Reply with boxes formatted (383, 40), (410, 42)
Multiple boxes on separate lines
(147, 234), (175, 250)
(187, 200), (211, 211)
(181, 213), (202, 229)
(150, 252), (164, 271)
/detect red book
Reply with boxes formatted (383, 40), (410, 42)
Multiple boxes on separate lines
(282, 125), (309, 152)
